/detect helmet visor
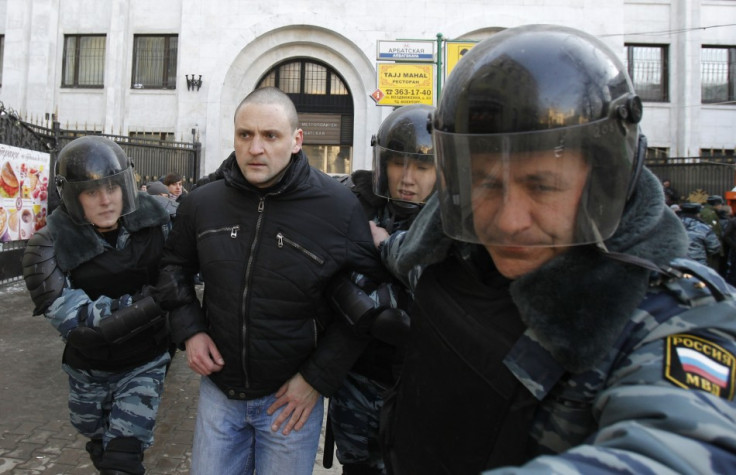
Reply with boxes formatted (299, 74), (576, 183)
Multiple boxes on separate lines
(435, 117), (632, 246)
(372, 146), (437, 205)
(61, 167), (138, 225)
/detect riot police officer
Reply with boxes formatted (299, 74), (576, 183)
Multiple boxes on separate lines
(23, 136), (171, 474)
(380, 24), (736, 474)
(327, 104), (436, 474)
(680, 202), (722, 266)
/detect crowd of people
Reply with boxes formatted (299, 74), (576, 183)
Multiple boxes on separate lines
(666, 183), (736, 286)
(21, 23), (736, 475)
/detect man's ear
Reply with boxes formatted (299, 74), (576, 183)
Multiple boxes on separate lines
(292, 129), (304, 153)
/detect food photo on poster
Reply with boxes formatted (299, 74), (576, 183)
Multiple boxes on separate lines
(0, 144), (50, 242)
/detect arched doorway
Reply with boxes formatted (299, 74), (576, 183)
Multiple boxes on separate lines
(257, 58), (354, 174)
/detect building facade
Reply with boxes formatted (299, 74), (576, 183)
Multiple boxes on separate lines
(0, 0), (734, 177)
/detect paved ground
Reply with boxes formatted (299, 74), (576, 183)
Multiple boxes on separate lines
(0, 281), (342, 474)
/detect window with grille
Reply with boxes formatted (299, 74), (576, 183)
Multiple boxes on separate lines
(258, 59), (351, 100)
(644, 147), (670, 163)
(132, 35), (178, 89)
(62, 34), (106, 88)
(625, 44), (669, 102)
(702, 46), (735, 104)
(701, 148), (735, 160)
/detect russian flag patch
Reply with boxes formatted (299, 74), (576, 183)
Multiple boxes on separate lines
(665, 333), (736, 400)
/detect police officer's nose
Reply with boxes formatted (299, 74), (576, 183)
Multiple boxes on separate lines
(493, 188), (533, 236)
(400, 167), (416, 185)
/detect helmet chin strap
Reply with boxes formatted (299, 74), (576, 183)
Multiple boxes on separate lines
(593, 221), (681, 280)
(383, 199), (423, 233)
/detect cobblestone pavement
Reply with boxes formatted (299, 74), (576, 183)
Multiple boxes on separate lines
(0, 282), (341, 474)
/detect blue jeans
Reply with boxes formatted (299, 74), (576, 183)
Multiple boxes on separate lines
(191, 376), (324, 475)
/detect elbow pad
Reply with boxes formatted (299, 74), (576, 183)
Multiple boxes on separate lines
(326, 273), (379, 336)
(22, 227), (66, 315)
(98, 296), (163, 344)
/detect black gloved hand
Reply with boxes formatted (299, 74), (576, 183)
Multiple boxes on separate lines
(370, 308), (411, 347)
(132, 284), (156, 303)
(156, 266), (198, 311)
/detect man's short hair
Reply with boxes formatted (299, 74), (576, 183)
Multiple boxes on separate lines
(234, 87), (299, 132)
(163, 173), (182, 186)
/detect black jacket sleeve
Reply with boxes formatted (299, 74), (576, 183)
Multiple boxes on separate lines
(299, 201), (387, 395)
(157, 195), (207, 346)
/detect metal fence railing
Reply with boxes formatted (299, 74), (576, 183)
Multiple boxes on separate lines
(0, 101), (201, 285)
(646, 157), (736, 203)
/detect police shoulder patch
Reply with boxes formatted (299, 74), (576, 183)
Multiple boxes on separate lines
(664, 333), (736, 400)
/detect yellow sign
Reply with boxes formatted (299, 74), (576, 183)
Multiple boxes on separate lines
(376, 63), (433, 106)
(445, 41), (477, 78)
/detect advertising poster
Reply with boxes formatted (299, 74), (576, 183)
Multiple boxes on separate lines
(0, 144), (51, 242)
(375, 63), (434, 106)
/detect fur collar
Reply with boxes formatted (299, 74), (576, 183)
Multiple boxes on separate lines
(47, 192), (169, 272)
(509, 167), (688, 372)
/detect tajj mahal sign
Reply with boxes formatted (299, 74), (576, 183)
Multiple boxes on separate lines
(374, 63), (434, 106)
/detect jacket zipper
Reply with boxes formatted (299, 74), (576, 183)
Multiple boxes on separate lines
(312, 319), (318, 348)
(276, 232), (325, 265)
(241, 197), (266, 389)
(197, 225), (240, 240)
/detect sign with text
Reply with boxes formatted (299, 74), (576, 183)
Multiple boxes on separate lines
(377, 40), (435, 62)
(375, 63), (434, 106)
(445, 41), (478, 78)
(299, 113), (342, 145)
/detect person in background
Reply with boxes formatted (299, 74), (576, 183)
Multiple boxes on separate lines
(379, 24), (736, 474)
(679, 202), (723, 267)
(22, 136), (172, 474)
(162, 172), (185, 201)
(154, 87), (386, 475)
(146, 181), (179, 226)
(700, 195), (726, 270)
(662, 178), (679, 206)
(721, 204), (736, 285)
(327, 104), (436, 475)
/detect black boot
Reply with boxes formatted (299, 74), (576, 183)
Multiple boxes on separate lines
(97, 436), (145, 474)
(85, 438), (104, 470)
(342, 462), (386, 475)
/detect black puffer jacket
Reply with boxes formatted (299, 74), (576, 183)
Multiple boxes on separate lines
(160, 151), (386, 399)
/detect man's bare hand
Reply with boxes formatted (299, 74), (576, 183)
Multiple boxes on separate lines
(370, 221), (390, 248)
(267, 373), (320, 435)
(185, 332), (225, 375)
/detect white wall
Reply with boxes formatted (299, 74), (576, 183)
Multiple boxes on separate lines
(0, 0), (734, 175)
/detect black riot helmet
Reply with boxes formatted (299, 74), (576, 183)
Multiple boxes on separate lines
(707, 195), (724, 206)
(55, 136), (138, 224)
(372, 104), (437, 206)
(432, 24), (645, 246)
